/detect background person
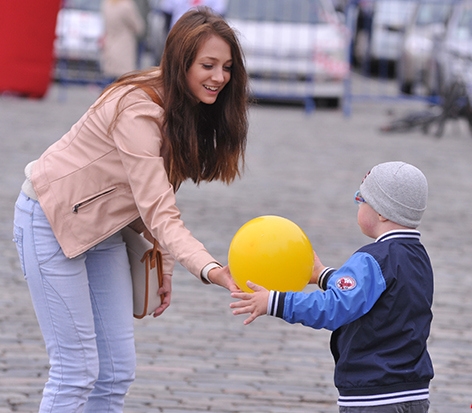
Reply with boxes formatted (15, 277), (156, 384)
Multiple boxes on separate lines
(101, 0), (146, 80)
(13, 7), (248, 412)
(132, 0), (151, 68)
(231, 161), (434, 413)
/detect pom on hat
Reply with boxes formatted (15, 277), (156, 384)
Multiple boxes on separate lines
(359, 162), (428, 228)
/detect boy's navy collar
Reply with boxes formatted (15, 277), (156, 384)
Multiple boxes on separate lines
(375, 229), (421, 243)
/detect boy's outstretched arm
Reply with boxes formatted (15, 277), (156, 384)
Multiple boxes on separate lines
(230, 281), (269, 325)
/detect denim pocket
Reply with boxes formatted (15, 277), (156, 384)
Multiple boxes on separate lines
(13, 225), (26, 277)
(31, 208), (62, 266)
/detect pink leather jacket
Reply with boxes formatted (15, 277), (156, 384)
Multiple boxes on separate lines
(31, 85), (215, 280)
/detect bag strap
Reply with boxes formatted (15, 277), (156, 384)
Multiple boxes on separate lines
(141, 240), (165, 302)
(141, 85), (164, 107)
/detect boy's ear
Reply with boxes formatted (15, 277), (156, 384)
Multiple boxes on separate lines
(378, 214), (389, 223)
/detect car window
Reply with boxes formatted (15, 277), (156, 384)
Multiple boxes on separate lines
(62, 0), (101, 11)
(226, 0), (332, 24)
(451, 5), (472, 40)
(374, 0), (416, 23)
(415, 3), (451, 26)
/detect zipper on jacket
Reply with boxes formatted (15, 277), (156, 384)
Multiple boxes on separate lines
(72, 188), (117, 214)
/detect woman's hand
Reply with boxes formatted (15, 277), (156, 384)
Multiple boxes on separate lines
(230, 281), (269, 325)
(207, 265), (240, 292)
(152, 273), (172, 317)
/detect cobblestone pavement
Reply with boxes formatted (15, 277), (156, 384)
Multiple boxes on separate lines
(1, 84), (471, 412)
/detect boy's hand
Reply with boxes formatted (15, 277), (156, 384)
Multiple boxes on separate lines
(230, 281), (269, 325)
(309, 249), (326, 285)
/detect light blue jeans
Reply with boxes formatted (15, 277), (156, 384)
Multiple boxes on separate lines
(13, 192), (136, 412)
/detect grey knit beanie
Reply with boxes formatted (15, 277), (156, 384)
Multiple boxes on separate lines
(359, 161), (428, 228)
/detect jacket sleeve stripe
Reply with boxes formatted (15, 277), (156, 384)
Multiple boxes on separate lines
(267, 291), (286, 318)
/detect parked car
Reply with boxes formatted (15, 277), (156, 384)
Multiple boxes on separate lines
(397, 0), (456, 95)
(427, 0), (472, 133)
(352, 0), (416, 70)
(429, 0), (472, 97)
(225, 0), (350, 107)
(53, 0), (105, 81)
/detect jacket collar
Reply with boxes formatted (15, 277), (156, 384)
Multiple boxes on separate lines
(375, 229), (421, 243)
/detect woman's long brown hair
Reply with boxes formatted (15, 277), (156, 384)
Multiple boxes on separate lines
(99, 6), (249, 188)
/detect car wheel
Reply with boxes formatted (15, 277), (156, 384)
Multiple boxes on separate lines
(400, 81), (413, 95)
(324, 97), (340, 109)
(397, 54), (412, 95)
(465, 100), (472, 137)
(311, 97), (340, 109)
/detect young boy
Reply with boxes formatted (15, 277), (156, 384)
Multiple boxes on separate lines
(230, 161), (434, 413)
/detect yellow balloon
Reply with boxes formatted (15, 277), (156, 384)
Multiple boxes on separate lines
(228, 215), (314, 293)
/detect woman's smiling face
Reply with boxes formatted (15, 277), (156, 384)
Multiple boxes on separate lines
(186, 34), (232, 104)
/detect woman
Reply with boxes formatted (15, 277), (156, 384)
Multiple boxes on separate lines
(13, 7), (248, 412)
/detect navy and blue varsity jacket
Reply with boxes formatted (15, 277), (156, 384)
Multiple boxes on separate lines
(267, 230), (434, 407)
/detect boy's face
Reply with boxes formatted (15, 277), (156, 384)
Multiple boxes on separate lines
(357, 202), (380, 239)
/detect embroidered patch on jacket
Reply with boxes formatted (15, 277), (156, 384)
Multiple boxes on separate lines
(335, 276), (357, 291)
